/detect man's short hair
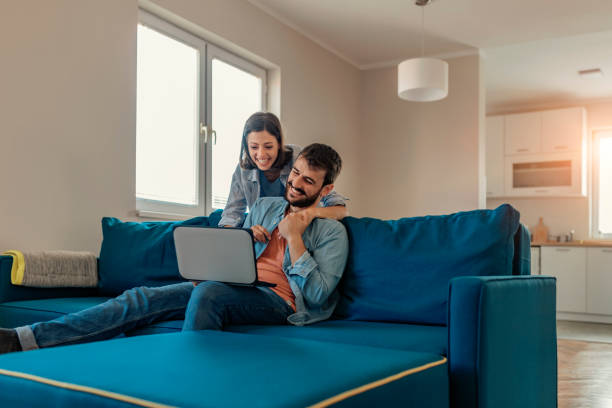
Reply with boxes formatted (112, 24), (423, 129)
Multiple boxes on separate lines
(298, 143), (342, 186)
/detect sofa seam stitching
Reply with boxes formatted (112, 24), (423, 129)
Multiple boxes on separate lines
(307, 357), (448, 408)
(0, 368), (173, 408)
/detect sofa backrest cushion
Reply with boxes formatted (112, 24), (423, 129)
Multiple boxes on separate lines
(334, 204), (520, 325)
(98, 210), (222, 296)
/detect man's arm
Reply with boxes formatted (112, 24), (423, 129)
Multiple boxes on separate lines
(279, 217), (349, 308)
(241, 199), (273, 243)
(279, 212), (310, 264)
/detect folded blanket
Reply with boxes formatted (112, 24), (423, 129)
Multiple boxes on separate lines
(2, 250), (98, 288)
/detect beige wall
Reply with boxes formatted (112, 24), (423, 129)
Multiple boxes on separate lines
(355, 55), (483, 219)
(487, 197), (589, 240)
(0, 0), (361, 252)
(0, 1), (485, 254)
(487, 100), (612, 239)
(0, 1), (137, 252)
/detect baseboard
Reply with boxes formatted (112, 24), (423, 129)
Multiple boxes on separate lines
(557, 312), (612, 324)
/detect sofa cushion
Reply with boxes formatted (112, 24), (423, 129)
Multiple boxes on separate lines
(0, 331), (448, 407)
(0, 297), (110, 328)
(335, 204), (520, 325)
(227, 320), (447, 355)
(0, 294), (448, 356)
(98, 210), (222, 296)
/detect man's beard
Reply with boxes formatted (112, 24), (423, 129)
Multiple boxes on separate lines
(284, 181), (322, 208)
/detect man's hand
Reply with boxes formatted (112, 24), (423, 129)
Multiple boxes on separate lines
(250, 225), (271, 243)
(278, 212), (311, 241)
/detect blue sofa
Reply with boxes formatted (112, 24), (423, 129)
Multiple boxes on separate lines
(0, 205), (557, 407)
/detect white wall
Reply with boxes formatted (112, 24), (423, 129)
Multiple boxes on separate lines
(0, 0), (362, 252)
(355, 55), (483, 219)
(487, 100), (612, 239)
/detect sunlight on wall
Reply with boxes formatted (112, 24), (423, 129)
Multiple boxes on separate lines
(599, 134), (612, 234)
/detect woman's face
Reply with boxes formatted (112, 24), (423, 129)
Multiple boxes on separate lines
(247, 130), (280, 171)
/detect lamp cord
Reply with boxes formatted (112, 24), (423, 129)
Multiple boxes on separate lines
(421, 5), (425, 57)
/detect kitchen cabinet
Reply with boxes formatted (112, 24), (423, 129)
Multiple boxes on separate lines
(586, 248), (612, 315)
(486, 107), (586, 198)
(504, 112), (541, 155)
(485, 116), (505, 197)
(541, 107), (585, 153)
(540, 246), (586, 313)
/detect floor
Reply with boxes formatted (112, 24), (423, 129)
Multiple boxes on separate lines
(557, 320), (612, 343)
(557, 320), (612, 408)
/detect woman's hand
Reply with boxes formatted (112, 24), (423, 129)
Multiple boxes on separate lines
(298, 208), (317, 226)
(250, 225), (271, 243)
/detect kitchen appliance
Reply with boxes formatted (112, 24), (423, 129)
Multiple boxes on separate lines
(504, 152), (585, 196)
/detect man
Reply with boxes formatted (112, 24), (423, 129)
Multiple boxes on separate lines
(0, 143), (349, 353)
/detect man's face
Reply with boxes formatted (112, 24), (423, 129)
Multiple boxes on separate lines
(285, 157), (329, 208)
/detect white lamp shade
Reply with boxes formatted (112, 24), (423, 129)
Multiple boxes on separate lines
(398, 57), (448, 102)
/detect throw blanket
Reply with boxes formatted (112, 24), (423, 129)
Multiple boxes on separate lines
(2, 250), (98, 288)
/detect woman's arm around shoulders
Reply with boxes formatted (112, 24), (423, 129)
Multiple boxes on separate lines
(307, 205), (348, 221)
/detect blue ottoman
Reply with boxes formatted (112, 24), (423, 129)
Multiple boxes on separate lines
(0, 331), (448, 407)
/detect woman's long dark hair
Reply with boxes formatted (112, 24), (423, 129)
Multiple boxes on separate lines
(239, 112), (293, 170)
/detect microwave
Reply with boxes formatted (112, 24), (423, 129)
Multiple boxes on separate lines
(504, 152), (586, 197)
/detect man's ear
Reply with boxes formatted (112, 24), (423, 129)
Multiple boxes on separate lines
(319, 184), (334, 198)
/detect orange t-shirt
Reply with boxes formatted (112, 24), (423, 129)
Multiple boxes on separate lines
(256, 227), (296, 311)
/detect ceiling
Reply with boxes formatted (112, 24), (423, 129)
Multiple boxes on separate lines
(247, 0), (612, 112)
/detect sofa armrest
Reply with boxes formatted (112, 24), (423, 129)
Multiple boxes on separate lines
(448, 276), (557, 408)
(0, 255), (99, 302)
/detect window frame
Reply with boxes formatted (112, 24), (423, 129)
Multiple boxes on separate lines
(592, 129), (612, 239)
(136, 10), (267, 219)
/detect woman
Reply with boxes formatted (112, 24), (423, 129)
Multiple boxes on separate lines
(219, 112), (348, 236)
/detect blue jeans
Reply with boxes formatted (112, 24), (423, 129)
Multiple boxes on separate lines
(15, 282), (293, 350)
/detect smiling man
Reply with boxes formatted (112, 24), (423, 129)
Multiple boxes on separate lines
(0, 143), (349, 353)
(196, 143), (350, 326)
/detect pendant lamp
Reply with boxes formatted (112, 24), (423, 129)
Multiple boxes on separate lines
(398, 0), (448, 102)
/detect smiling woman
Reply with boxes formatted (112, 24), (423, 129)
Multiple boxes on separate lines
(248, 132), (279, 171)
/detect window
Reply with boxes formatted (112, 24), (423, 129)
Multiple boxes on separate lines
(593, 130), (612, 238)
(209, 49), (264, 209)
(136, 11), (266, 218)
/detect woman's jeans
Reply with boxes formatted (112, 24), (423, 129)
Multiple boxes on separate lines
(15, 281), (293, 350)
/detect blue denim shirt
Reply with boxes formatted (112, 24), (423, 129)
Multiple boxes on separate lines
(219, 144), (347, 227)
(244, 197), (349, 326)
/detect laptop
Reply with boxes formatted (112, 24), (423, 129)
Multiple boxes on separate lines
(173, 226), (275, 287)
